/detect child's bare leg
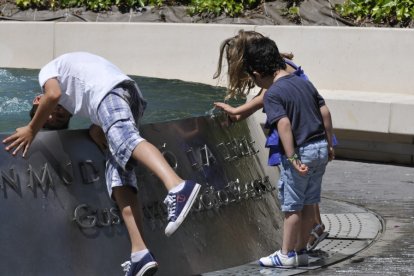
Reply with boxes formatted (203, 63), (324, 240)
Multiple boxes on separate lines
(132, 140), (201, 237)
(282, 211), (301, 254)
(132, 140), (183, 190)
(315, 204), (323, 226)
(307, 204), (324, 245)
(113, 186), (147, 253)
(297, 204), (316, 251)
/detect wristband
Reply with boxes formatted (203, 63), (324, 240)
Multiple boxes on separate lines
(287, 153), (298, 163)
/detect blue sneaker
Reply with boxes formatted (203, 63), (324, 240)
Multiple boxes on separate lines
(164, 180), (201, 236)
(121, 252), (158, 276)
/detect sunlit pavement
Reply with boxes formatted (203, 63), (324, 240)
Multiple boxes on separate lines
(204, 159), (414, 275)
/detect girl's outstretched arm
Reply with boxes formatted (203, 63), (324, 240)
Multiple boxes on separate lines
(214, 89), (265, 121)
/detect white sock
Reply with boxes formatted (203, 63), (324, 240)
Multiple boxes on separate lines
(131, 249), (149, 262)
(169, 181), (185, 193)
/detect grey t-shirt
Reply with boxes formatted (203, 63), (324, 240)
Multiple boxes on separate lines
(263, 74), (326, 147)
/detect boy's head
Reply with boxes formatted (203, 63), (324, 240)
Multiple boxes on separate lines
(30, 95), (72, 130)
(243, 36), (286, 79)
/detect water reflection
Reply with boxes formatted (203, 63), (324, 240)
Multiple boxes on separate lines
(0, 68), (242, 132)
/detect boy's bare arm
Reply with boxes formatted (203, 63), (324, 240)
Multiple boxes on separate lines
(2, 78), (61, 157)
(89, 124), (108, 152)
(277, 117), (308, 176)
(31, 79), (62, 132)
(320, 105), (335, 161)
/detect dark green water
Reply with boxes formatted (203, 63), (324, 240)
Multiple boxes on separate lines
(0, 68), (241, 133)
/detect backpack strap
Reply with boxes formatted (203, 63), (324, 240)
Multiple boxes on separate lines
(284, 58), (298, 70)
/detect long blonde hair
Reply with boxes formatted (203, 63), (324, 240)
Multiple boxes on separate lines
(214, 29), (293, 100)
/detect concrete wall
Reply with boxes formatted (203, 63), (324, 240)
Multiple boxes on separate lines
(2, 23), (413, 94)
(0, 22), (54, 69)
(1, 22), (413, 164)
(257, 26), (414, 95)
(1, 22), (248, 86)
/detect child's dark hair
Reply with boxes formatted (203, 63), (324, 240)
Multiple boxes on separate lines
(243, 37), (286, 77)
(29, 105), (38, 120)
(29, 104), (70, 130)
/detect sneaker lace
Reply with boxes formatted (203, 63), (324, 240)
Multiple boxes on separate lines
(164, 194), (177, 221)
(121, 260), (131, 275)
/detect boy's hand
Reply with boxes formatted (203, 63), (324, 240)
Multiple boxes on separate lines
(292, 160), (309, 176)
(328, 146), (335, 161)
(2, 125), (35, 157)
(287, 154), (309, 176)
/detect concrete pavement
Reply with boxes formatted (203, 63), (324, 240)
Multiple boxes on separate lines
(204, 158), (414, 275)
(315, 159), (414, 275)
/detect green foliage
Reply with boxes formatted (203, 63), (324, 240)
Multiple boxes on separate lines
(15, 0), (166, 11)
(85, 0), (113, 11)
(15, 0), (413, 25)
(16, 0), (49, 9)
(15, 0), (261, 15)
(182, 0), (259, 17)
(281, 2), (301, 24)
(336, 0), (414, 27)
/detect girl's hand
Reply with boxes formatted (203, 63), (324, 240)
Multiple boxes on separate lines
(214, 102), (236, 115)
(3, 125), (35, 157)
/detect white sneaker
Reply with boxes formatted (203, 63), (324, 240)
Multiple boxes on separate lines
(259, 250), (297, 268)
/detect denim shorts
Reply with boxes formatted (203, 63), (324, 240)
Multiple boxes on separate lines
(97, 84), (145, 197)
(278, 139), (328, 212)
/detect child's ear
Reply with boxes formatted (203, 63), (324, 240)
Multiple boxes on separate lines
(252, 71), (261, 80)
(33, 95), (42, 104)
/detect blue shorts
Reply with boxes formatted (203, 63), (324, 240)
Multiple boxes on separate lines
(278, 139), (328, 212)
(97, 83), (146, 197)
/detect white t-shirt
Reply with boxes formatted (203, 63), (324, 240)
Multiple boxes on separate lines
(38, 52), (132, 125)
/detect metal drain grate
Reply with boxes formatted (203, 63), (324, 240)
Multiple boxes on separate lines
(203, 212), (382, 276)
(321, 213), (382, 239)
(203, 262), (305, 276)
